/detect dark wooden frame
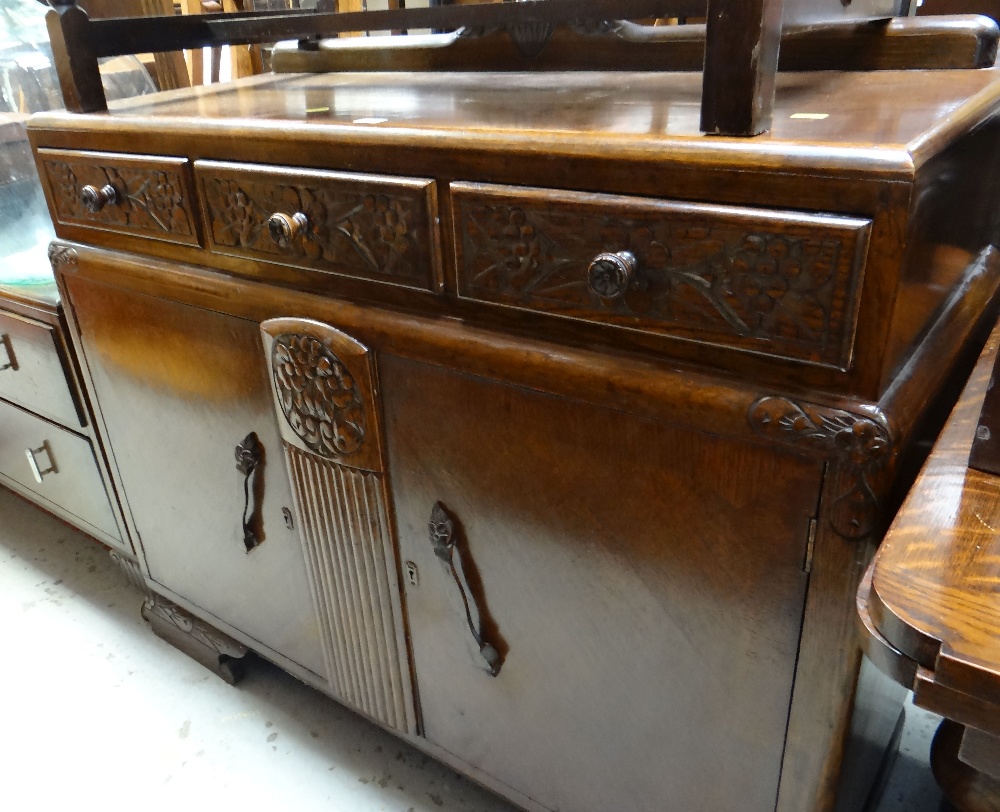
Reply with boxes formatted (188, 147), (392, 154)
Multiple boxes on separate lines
(47, 0), (805, 136)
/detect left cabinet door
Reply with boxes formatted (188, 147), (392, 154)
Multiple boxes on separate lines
(61, 271), (326, 679)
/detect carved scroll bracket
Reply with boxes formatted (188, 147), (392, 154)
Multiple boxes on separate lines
(748, 396), (893, 540)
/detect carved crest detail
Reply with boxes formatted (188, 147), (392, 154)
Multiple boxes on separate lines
(748, 396), (892, 539)
(271, 333), (366, 459)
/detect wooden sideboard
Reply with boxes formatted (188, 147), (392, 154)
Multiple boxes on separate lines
(24, 61), (1000, 812)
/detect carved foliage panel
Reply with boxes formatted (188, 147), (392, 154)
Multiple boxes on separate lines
(261, 317), (383, 474)
(39, 151), (198, 245)
(453, 184), (871, 368)
(198, 162), (439, 291)
(748, 396), (893, 539)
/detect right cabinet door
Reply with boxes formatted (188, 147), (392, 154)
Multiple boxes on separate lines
(380, 355), (822, 812)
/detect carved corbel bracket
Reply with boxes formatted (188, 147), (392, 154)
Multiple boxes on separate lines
(47, 243), (78, 271)
(748, 396), (893, 540)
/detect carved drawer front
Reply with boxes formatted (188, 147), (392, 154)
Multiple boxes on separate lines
(261, 318), (417, 735)
(0, 309), (82, 428)
(0, 398), (119, 541)
(37, 148), (198, 246)
(451, 183), (872, 368)
(197, 161), (440, 292)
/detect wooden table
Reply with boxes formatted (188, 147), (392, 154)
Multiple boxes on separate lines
(859, 320), (1000, 811)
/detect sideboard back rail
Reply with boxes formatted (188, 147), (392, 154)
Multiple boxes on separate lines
(47, 0), (789, 136)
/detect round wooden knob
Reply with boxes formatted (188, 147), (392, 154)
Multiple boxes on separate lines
(268, 212), (310, 249)
(80, 184), (118, 214)
(587, 251), (637, 299)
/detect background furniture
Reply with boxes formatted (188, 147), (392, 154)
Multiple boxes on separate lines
(858, 322), (1000, 811)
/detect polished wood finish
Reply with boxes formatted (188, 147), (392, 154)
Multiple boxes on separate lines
(451, 181), (870, 368)
(197, 161), (440, 292)
(382, 354), (817, 812)
(260, 317), (417, 734)
(858, 315), (1000, 810)
(31, 50), (1000, 812)
(37, 149), (198, 246)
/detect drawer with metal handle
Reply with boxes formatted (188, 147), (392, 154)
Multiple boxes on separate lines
(0, 309), (83, 428)
(450, 182), (872, 369)
(0, 398), (119, 541)
(37, 148), (199, 246)
(196, 160), (441, 292)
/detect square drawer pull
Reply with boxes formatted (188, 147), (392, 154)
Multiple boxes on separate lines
(0, 333), (16, 371)
(25, 442), (57, 483)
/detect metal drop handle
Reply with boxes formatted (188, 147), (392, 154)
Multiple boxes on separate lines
(587, 250), (638, 299)
(0, 333), (16, 371)
(25, 442), (56, 484)
(235, 432), (263, 552)
(268, 212), (310, 249)
(80, 184), (119, 214)
(428, 502), (502, 677)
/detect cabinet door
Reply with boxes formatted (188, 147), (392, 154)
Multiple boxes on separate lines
(62, 275), (325, 678)
(381, 356), (822, 812)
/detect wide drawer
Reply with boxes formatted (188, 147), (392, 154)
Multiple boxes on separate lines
(451, 182), (872, 368)
(37, 148), (199, 246)
(196, 160), (440, 291)
(0, 398), (119, 540)
(0, 309), (82, 428)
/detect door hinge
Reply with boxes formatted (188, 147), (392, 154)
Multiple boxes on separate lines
(804, 518), (817, 574)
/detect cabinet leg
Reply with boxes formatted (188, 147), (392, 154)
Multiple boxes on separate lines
(931, 720), (1000, 812)
(141, 595), (249, 685)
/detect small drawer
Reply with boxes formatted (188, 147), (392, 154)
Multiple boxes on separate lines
(452, 183), (872, 369)
(0, 309), (82, 428)
(196, 160), (440, 291)
(0, 399), (119, 541)
(37, 148), (199, 246)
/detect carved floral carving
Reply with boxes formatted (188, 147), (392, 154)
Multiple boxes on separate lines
(459, 200), (868, 366)
(201, 174), (430, 287)
(271, 333), (366, 459)
(748, 396), (892, 539)
(47, 243), (78, 270)
(44, 159), (194, 237)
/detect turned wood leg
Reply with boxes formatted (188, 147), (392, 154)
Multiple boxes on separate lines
(931, 720), (1000, 812)
(141, 594), (249, 685)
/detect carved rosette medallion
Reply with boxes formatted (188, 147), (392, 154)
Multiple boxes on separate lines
(47, 243), (78, 270)
(271, 333), (366, 459)
(748, 396), (892, 539)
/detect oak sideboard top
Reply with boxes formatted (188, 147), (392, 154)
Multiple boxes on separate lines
(26, 68), (1000, 177)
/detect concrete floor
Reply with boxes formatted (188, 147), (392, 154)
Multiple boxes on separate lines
(0, 486), (945, 812)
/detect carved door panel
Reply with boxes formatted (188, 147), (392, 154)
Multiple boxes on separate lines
(61, 274), (326, 679)
(381, 355), (824, 812)
(259, 318), (416, 734)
